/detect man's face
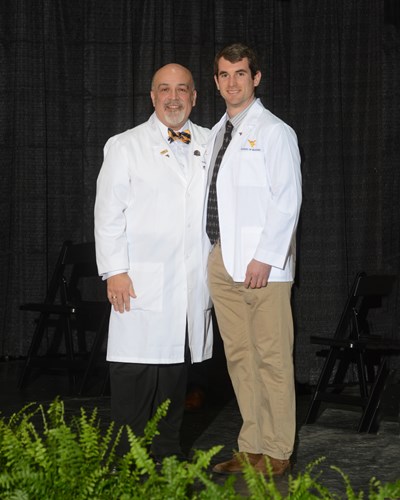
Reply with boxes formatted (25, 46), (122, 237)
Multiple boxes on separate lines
(151, 64), (197, 130)
(214, 57), (261, 116)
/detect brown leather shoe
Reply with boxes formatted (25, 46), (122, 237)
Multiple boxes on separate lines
(212, 452), (262, 474)
(254, 455), (291, 476)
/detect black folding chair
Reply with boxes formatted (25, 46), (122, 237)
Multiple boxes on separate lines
(18, 240), (110, 394)
(305, 272), (400, 432)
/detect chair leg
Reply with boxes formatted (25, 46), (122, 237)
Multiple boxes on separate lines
(47, 317), (64, 354)
(358, 358), (391, 433)
(355, 351), (369, 399)
(331, 352), (351, 393)
(63, 315), (77, 393)
(18, 313), (50, 389)
(74, 316), (88, 354)
(78, 315), (108, 395)
(305, 347), (339, 424)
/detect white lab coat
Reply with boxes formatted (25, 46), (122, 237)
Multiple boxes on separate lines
(204, 99), (302, 282)
(95, 113), (213, 364)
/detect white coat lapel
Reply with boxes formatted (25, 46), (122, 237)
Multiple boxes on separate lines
(187, 137), (207, 188)
(217, 101), (264, 170)
(147, 115), (186, 183)
(152, 144), (187, 183)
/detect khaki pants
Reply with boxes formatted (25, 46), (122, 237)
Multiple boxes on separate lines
(208, 243), (295, 460)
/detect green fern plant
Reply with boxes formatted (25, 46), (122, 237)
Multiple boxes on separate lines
(0, 398), (233, 499)
(0, 398), (399, 499)
(0, 398), (121, 499)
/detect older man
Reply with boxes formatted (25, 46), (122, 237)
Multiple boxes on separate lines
(94, 63), (212, 461)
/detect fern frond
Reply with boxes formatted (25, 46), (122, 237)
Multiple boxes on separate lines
(330, 465), (364, 500)
(124, 425), (157, 475)
(368, 477), (400, 500)
(141, 399), (170, 445)
(46, 397), (66, 428)
(287, 457), (336, 500)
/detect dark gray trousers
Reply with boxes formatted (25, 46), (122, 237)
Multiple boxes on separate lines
(109, 360), (188, 459)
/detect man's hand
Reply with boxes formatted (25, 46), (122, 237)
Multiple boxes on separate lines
(107, 272), (136, 313)
(244, 259), (272, 289)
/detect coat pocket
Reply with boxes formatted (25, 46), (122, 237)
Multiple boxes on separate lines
(128, 262), (164, 312)
(234, 151), (267, 187)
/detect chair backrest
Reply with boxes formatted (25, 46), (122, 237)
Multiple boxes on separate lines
(36, 241), (107, 334)
(58, 241), (107, 330)
(60, 242), (100, 300)
(42, 240), (71, 305)
(334, 272), (396, 340)
(43, 241), (99, 300)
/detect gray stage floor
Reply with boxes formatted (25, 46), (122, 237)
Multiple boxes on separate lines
(1, 359), (399, 497)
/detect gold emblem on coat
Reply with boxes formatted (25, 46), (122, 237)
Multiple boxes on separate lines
(248, 139), (256, 148)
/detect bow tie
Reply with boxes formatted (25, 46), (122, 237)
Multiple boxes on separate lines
(168, 128), (191, 144)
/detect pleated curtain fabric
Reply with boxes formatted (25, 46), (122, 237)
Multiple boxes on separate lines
(1, 0), (399, 383)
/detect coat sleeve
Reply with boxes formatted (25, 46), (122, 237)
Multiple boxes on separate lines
(253, 122), (302, 269)
(94, 136), (131, 276)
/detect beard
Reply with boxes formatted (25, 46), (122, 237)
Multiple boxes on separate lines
(164, 100), (186, 128)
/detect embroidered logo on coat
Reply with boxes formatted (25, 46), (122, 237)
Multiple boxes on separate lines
(248, 139), (256, 148)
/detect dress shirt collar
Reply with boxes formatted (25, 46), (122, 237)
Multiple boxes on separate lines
(228, 98), (257, 130)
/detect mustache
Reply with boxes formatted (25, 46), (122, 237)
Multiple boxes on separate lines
(164, 99), (183, 107)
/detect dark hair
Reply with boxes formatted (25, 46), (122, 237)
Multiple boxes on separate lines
(214, 43), (260, 78)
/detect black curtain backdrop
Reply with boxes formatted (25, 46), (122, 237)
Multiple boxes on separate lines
(1, 0), (399, 383)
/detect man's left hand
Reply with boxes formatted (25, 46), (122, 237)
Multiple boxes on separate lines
(244, 259), (272, 289)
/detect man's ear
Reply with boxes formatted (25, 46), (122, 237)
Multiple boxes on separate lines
(192, 89), (197, 107)
(214, 74), (220, 91)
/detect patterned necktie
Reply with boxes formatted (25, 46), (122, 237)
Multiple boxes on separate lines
(168, 128), (191, 144)
(206, 120), (234, 244)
